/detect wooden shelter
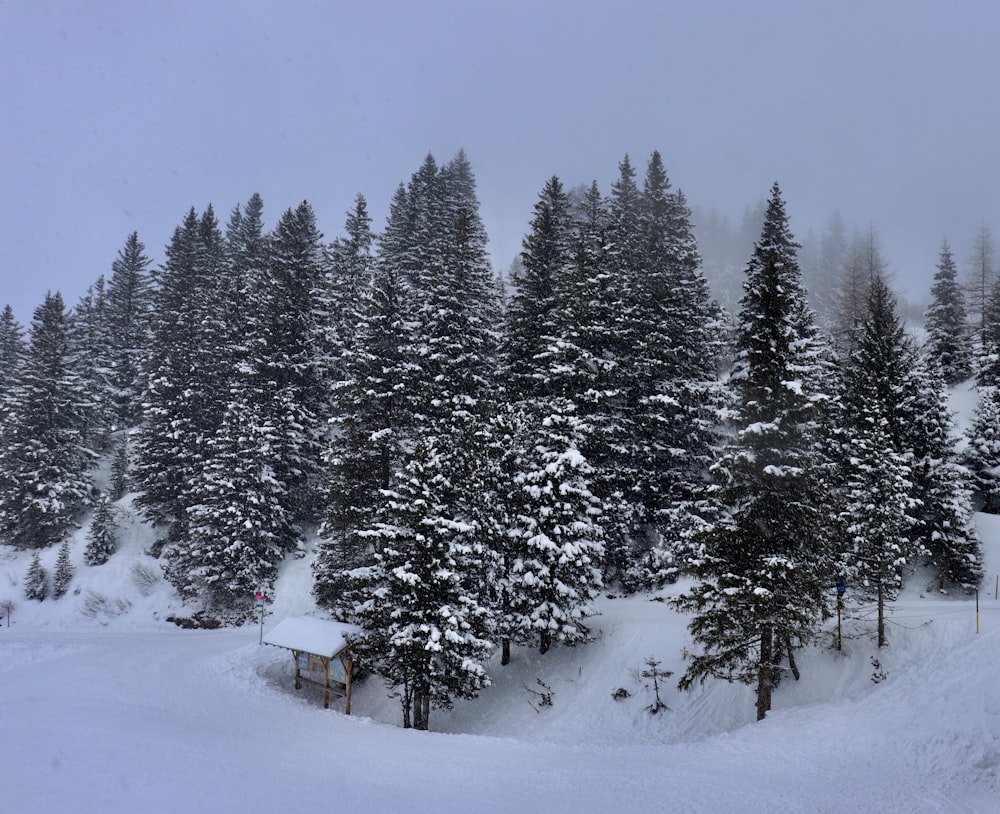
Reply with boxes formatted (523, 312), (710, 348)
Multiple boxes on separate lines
(263, 617), (362, 713)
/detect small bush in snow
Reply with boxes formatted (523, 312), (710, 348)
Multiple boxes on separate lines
(640, 656), (672, 714)
(1, 598), (14, 626)
(80, 590), (131, 619)
(130, 562), (159, 596)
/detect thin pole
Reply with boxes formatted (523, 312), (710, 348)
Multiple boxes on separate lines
(976, 589), (980, 635)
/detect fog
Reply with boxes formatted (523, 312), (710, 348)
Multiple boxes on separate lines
(2, 0), (997, 323)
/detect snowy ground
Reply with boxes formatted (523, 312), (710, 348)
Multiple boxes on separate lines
(2, 510), (1000, 813)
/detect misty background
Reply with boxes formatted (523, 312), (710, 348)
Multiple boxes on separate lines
(2, 0), (997, 324)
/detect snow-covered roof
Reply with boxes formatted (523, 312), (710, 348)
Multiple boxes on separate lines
(263, 616), (363, 658)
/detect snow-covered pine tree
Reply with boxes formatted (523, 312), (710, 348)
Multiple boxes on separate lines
(977, 273), (1000, 389)
(834, 230), (889, 351)
(675, 183), (837, 721)
(84, 493), (118, 566)
(467, 401), (531, 665)
(69, 275), (114, 451)
(314, 261), (413, 612)
(841, 275), (916, 453)
(133, 207), (230, 544)
(105, 232), (152, 428)
(348, 439), (493, 730)
(0, 304), (26, 429)
(626, 153), (723, 586)
(964, 388), (1000, 513)
(0, 292), (94, 549)
(510, 396), (605, 654)
(905, 353), (982, 591)
(925, 240), (972, 386)
(24, 551), (48, 601)
(52, 540), (73, 598)
(320, 193), (374, 383)
(838, 406), (915, 647)
(264, 200), (330, 524)
(178, 392), (294, 605)
(504, 175), (573, 402)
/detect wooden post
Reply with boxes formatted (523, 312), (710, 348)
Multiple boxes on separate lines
(293, 650), (302, 690)
(323, 657), (331, 709)
(344, 650), (353, 716)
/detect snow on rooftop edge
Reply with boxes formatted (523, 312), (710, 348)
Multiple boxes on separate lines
(263, 616), (363, 657)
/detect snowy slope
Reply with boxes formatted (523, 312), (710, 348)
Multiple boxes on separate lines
(2, 513), (999, 812)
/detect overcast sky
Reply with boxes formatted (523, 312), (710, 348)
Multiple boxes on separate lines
(2, 0), (997, 325)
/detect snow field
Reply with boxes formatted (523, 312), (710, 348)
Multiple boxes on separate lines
(2, 515), (999, 812)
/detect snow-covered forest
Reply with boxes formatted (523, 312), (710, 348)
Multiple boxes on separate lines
(2, 150), (999, 743)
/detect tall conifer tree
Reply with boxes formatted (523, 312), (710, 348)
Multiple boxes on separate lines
(676, 184), (836, 721)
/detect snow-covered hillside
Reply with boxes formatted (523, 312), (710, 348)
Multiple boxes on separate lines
(2, 511), (999, 813)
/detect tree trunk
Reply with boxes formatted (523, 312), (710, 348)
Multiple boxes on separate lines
(756, 626), (774, 721)
(401, 679), (412, 729)
(539, 630), (551, 656)
(783, 632), (800, 681)
(877, 580), (887, 648)
(501, 638), (511, 666)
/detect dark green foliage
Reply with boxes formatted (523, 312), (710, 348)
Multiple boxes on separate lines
(347, 439), (493, 730)
(84, 494), (118, 566)
(133, 207), (228, 540)
(964, 388), (1000, 514)
(676, 183), (837, 721)
(905, 354), (981, 590)
(52, 540), (74, 598)
(925, 240), (971, 386)
(977, 274), (1000, 389)
(24, 551), (48, 601)
(106, 232), (152, 427)
(0, 304), (26, 429)
(0, 292), (94, 548)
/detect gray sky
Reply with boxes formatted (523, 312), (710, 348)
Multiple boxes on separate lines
(2, 0), (997, 325)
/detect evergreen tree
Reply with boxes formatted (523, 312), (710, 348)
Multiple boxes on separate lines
(841, 275), (916, 452)
(807, 211), (848, 330)
(504, 175), (573, 401)
(109, 437), (129, 501)
(626, 154), (723, 584)
(176, 392), (294, 604)
(264, 200), (330, 523)
(510, 397), (605, 654)
(24, 551), (48, 601)
(964, 388), (1000, 513)
(966, 224), (997, 342)
(467, 401), (531, 665)
(52, 540), (74, 598)
(321, 193), (374, 381)
(838, 407), (915, 647)
(977, 274), (1000, 389)
(675, 183), (836, 721)
(0, 304), (26, 438)
(348, 439), (493, 730)
(925, 240), (971, 386)
(834, 230), (888, 350)
(314, 262), (413, 610)
(84, 494), (118, 566)
(133, 206), (229, 543)
(105, 232), (152, 427)
(69, 275), (114, 450)
(0, 293), (94, 548)
(905, 354), (982, 591)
